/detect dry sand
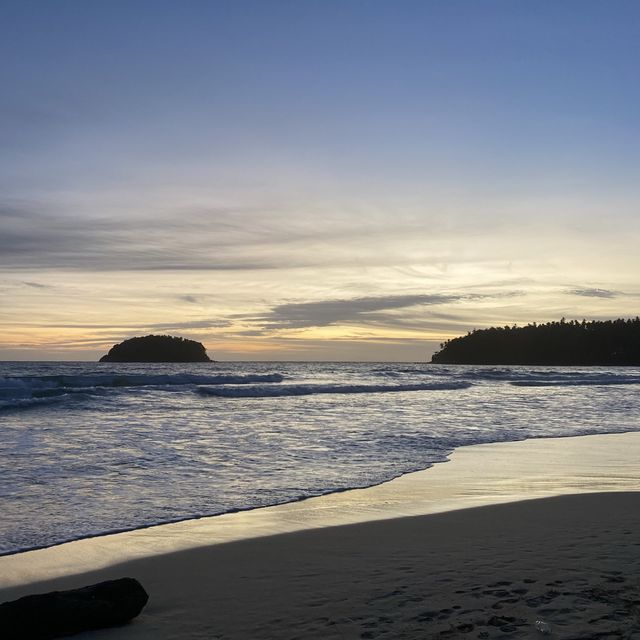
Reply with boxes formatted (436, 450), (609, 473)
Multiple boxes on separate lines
(2, 433), (640, 639)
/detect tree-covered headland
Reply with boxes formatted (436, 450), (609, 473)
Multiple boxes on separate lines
(431, 318), (640, 365)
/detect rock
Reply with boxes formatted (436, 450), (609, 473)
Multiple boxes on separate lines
(99, 334), (212, 362)
(0, 577), (149, 639)
(535, 619), (552, 634)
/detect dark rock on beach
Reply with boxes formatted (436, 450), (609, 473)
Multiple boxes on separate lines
(0, 577), (149, 639)
(99, 334), (212, 362)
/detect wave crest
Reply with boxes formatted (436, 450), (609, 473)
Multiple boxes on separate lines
(197, 381), (471, 398)
(0, 373), (285, 404)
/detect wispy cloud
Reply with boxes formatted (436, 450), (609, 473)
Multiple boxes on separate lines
(247, 293), (493, 330)
(568, 287), (620, 299)
(146, 319), (230, 331)
(0, 204), (319, 272)
(0, 200), (537, 274)
(15, 319), (230, 331)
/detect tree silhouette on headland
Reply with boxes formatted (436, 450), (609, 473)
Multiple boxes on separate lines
(431, 318), (640, 365)
(99, 335), (212, 362)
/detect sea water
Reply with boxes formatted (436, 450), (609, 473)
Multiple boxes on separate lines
(1, 361), (639, 555)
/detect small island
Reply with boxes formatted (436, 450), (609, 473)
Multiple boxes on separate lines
(99, 335), (212, 363)
(431, 318), (640, 366)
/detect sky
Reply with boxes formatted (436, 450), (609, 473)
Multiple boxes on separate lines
(1, 0), (639, 361)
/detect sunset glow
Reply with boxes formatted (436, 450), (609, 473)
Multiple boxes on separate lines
(2, 1), (638, 360)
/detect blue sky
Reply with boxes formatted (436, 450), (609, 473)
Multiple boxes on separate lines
(1, 1), (639, 360)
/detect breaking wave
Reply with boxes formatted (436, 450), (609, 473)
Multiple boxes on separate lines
(0, 372), (285, 407)
(197, 381), (472, 398)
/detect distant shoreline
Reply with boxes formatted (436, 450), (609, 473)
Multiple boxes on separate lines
(432, 318), (640, 365)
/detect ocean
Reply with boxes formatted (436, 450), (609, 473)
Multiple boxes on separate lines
(2, 361), (639, 556)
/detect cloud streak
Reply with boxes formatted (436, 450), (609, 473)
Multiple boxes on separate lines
(0, 199), (550, 274)
(14, 319), (230, 332)
(4, 200), (421, 273)
(568, 287), (620, 299)
(0, 205), (320, 272)
(247, 293), (501, 330)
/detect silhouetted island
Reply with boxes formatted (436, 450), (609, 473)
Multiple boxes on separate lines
(99, 335), (212, 362)
(431, 318), (640, 365)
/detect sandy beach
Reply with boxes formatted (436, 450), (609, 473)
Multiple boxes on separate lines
(2, 433), (640, 639)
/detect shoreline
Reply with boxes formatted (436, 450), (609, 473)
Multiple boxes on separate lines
(1, 432), (639, 638)
(2, 428), (639, 563)
(1, 431), (639, 590)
